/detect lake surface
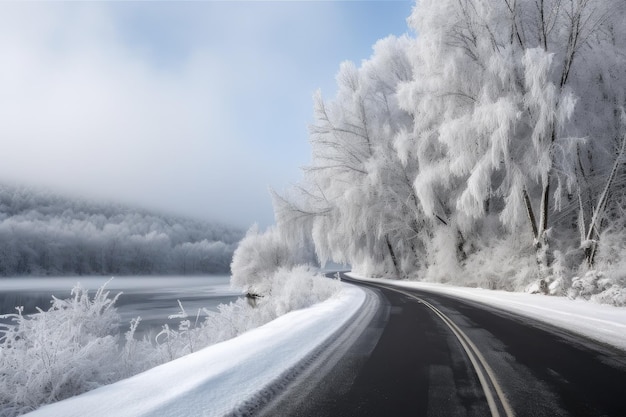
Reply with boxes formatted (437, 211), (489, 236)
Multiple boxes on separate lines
(0, 276), (242, 339)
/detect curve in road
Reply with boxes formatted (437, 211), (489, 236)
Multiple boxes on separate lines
(257, 274), (626, 417)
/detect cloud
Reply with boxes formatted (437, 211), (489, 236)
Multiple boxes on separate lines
(0, 2), (270, 225)
(0, 1), (411, 228)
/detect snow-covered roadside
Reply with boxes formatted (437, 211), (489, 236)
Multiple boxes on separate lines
(24, 284), (365, 417)
(347, 273), (626, 351)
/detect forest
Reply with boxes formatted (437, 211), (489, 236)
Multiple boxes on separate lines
(0, 184), (243, 276)
(267, 0), (626, 305)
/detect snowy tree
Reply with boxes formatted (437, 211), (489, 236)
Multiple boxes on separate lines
(275, 36), (424, 277)
(398, 0), (626, 275)
(230, 225), (315, 296)
(269, 0), (626, 295)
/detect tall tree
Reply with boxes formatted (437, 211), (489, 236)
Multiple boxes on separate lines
(276, 0), (626, 289)
(275, 36), (423, 277)
(398, 0), (625, 271)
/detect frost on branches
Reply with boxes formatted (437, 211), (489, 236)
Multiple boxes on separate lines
(274, 0), (626, 305)
(230, 225), (341, 313)
(0, 283), (121, 416)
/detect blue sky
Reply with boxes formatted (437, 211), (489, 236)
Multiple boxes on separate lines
(0, 1), (413, 228)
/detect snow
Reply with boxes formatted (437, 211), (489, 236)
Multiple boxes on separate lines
(22, 273), (626, 416)
(347, 273), (626, 351)
(24, 284), (366, 417)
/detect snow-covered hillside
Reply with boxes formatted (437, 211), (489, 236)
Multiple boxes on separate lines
(0, 184), (243, 276)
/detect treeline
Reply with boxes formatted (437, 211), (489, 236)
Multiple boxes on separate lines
(0, 184), (243, 276)
(272, 0), (626, 303)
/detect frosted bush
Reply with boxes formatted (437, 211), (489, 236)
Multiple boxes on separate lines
(263, 265), (341, 316)
(590, 286), (626, 307)
(121, 267), (341, 370)
(568, 271), (626, 306)
(231, 225), (300, 296)
(422, 226), (462, 283)
(548, 277), (568, 296)
(459, 232), (538, 291)
(0, 267), (341, 416)
(592, 221), (626, 282)
(0, 282), (122, 416)
(137, 265), (342, 366)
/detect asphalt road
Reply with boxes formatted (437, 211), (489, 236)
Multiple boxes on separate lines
(256, 273), (626, 417)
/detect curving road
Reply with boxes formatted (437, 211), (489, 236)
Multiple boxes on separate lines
(256, 273), (626, 417)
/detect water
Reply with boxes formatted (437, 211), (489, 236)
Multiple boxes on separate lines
(0, 276), (242, 339)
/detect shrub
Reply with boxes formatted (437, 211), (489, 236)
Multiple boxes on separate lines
(0, 282), (122, 416)
(230, 225), (316, 297)
(0, 268), (341, 416)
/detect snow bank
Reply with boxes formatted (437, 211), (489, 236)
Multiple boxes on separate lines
(347, 273), (626, 351)
(24, 284), (365, 417)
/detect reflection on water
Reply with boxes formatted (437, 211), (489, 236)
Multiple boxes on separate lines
(0, 276), (242, 339)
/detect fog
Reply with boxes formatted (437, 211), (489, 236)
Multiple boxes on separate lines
(0, 1), (411, 228)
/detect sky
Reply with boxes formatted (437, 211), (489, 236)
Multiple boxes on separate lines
(0, 1), (413, 229)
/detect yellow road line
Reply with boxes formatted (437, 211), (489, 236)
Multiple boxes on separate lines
(375, 283), (515, 417)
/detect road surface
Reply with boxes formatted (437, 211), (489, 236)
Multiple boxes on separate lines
(255, 273), (626, 417)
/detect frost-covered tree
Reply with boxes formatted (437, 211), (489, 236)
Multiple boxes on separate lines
(275, 36), (424, 277)
(397, 0), (626, 276)
(230, 225), (317, 297)
(272, 0), (626, 295)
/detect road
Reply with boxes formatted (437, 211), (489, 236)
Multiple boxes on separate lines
(256, 273), (626, 417)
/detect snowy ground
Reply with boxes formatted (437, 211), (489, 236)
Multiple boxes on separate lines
(347, 273), (626, 351)
(23, 273), (626, 417)
(24, 284), (366, 417)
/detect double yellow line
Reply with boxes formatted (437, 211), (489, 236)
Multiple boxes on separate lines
(376, 283), (515, 417)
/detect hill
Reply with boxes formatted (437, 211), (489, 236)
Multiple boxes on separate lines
(0, 184), (244, 276)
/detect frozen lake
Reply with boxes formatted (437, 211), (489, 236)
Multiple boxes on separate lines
(0, 275), (242, 339)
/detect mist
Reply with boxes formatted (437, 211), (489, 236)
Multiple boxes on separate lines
(0, 2), (412, 228)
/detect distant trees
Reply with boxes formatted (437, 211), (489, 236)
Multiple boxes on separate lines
(274, 0), (626, 297)
(0, 185), (243, 276)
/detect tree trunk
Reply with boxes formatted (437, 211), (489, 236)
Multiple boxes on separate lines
(539, 177), (550, 244)
(584, 133), (626, 266)
(456, 229), (467, 262)
(385, 235), (402, 278)
(522, 188), (539, 243)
